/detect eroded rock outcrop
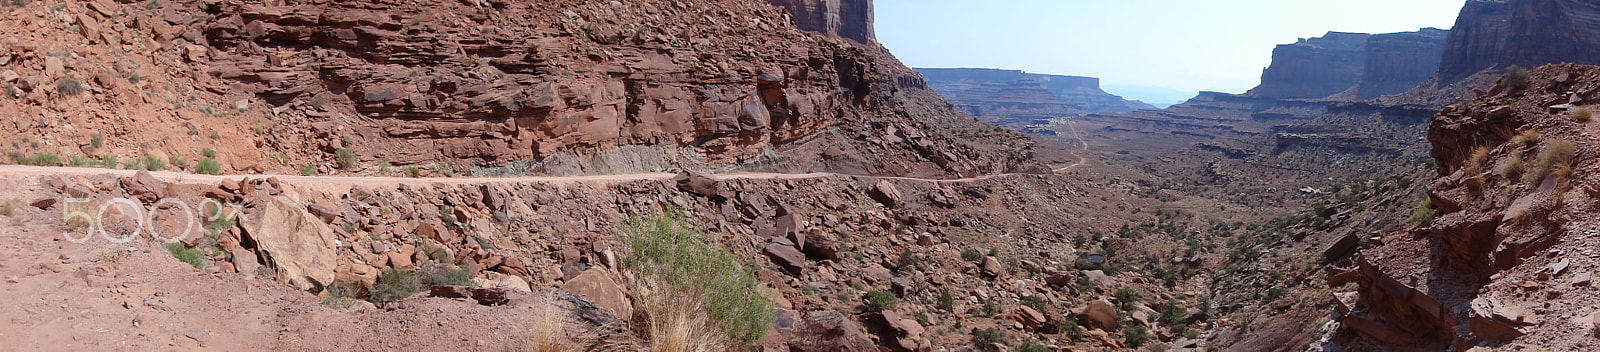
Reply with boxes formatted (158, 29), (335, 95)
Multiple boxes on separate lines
(915, 68), (1153, 129)
(1247, 32), (1371, 99)
(766, 0), (874, 43)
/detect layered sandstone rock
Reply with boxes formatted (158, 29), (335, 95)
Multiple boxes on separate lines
(0, 0), (1037, 178)
(1349, 28), (1450, 99)
(1246, 32), (1371, 99)
(1437, 0), (1513, 83)
(1438, 0), (1600, 85)
(766, 0), (874, 43)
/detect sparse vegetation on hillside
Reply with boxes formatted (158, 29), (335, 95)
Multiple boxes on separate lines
(56, 76), (84, 96)
(14, 151), (59, 166)
(195, 158), (221, 175)
(335, 148), (356, 169)
(620, 208), (771, 349)
(1503, 65), (1530, 89)
(164, 242), (203, 270)
(369, 267), (421, 303)
(1575, 107), (1593, 122)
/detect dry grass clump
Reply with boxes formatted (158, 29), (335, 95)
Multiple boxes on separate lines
(620, 208), (772, 351)
(1524, 139), (1577, 185)
(1511, 129), (1541, 146)
(526, 296), (586, 352)
(1496, 153), (1525, 180)
(1464, 146), (1492, 172)
(1575, 107), (1593, 122)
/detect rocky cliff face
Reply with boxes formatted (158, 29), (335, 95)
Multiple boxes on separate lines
(765, 0), (874, 43)
(1438, 0), (1600, 85)
(0, 0), (1037, 178)
(1350, 28), (1450, 99)
(915, 68), (1153, 129)
(1247, 32), (1371, 99)
(1438, 0), (1512, 83)
(1340, 64), (1600, 350)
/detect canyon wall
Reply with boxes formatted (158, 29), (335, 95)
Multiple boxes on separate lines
(1352, 28), (1450, 99)
(765, 0), (875, 43)
(1246, 32), (1371, 99)
(1437, 0), (1512, 83)
(0, 0), (1038, 178)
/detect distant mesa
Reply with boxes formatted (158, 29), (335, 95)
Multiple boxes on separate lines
(914, 68), (1156, 129)
(1248, 29), (1449, 100)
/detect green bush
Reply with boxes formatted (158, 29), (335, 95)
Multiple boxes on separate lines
(1020, 295), (1048, 313)
(866, 290), (898, 312)
(140, 155), (164, 171)
(202, 148), (216, 158)
(169, 153), (189, 170)
(1503, 65), (1530, 89)
(1124, 324), (1150, 348)
(970, 327), (1009, 352)
(404, 166), (421, 178)
(621, 208), (772, 347)
(1576, 107), (1593, 122)
(67, 155), (94, 167)
(164, 242), (203, 270)
(369, 267), (422, 303)
(56, 76), (84, 96)
(100, 155), (116, 168)
(334, 148), (356, 169)
(300, 165), (317, 176)
(17, 152), (60, 166)
(936, 290), (955, 312)
(1409, 199), (1435, 224)
(1062, 316), (1083, 342)
(195, 158), (221, 175)
(960, 248), (984, 262)
(421, 262), (476, 287)
(1114, 287), (1139, 311)
(1015, 341), (1051, 352)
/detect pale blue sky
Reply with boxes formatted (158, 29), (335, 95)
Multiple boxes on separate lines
(878, 0), (1467, 104)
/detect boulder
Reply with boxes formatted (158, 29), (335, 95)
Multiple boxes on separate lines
(673, 170), (725, 199)
(980, 256), (1003, 277)
(306, 203), (340, 224)
(868, 180), (902, 207)
(802, 228), (840, 260)
(560, 267), (632, 319)
(765, 243), (806, 275)
(1013, 305), (1048, 332)
(1079, 299), (1119, 331)
(786, 310), (879, 352)
(1083, 269), (1116, 290)
(878, 310), (928, 351)
(120, 171), (168, 203)
(429, 285), (510, 306)
(240, 197), (339, 291)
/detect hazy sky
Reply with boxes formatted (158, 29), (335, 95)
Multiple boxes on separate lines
(877, 0), (1467, 103)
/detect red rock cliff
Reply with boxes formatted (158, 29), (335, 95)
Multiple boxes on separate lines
(765, 0), (875, 43)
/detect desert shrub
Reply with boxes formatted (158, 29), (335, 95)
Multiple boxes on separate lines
(300, 165), (317, 176)
(1409, 199), (1434, 224)
(896, 249), (921, 269)
(56, 76), (84, 96)
(195, 157), (221, 175)
(1015, 341), (1051, 352)
(1020, 295), (1048, 313)
(67, 155), (93, 167)
(960, 248), (984, 262)
(100, 155), (116, 168)
(1503, 65), (1530, 89)
(334, 148), (356, 169)
(865, 290), (898, 312)
(1576, 107), (1593, 122)
(1124, 324), (1150, 348)
(1512, 129), (1541, 146)
(321, 282), (367, 309)
(369, 267), (421, 303)
(89, 133), (103, 150)
(202, 148), (216, 158)
(936, 290), (956, 312)
(1114, 288), (1139, 311)
(969, 327), (1009, 352)
(420, 262), (476, 287)
(404, 166), (421, 178)
(139, 154), (164, 171)
(169, 153), (189, 170)
(164, 242), (203, 270)
(18, 152), (60, 166)
(0, 199), (17, 217)
(1062, 316), (1083, 342)
(621, 208), (772, 348)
